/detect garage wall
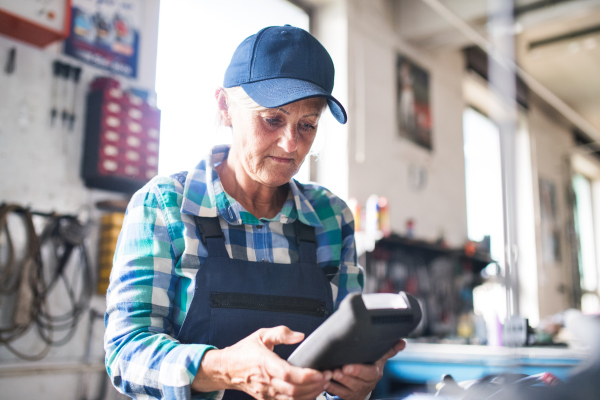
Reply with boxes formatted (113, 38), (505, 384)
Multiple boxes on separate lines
(311, 0), (350, 201)
(528, 102), (578, 318)
(344, 0), (469, 246)
(312, 0), (580, 321)
(0, 1), (160, 399)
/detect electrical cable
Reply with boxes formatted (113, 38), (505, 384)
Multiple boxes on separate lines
(0, 203), (49, 360)
(36, 215), (93, 347)
(0, 203), (94, 360)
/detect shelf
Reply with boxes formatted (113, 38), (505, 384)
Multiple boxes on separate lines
(372, 234), (495, 273)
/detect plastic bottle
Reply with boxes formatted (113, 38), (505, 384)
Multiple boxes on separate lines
(347, 198), (361, 231)
(365, 194), (380, 241)
(378, 196), (391, 237)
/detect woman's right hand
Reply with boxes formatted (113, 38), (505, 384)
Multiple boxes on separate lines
(192, 326), (332, 400)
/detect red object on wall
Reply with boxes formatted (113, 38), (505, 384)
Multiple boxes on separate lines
(0, 1), (72, 48)
(82, 77), (161, 193)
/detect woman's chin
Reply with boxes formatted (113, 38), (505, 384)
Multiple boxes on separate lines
(257, 171), (296, 187)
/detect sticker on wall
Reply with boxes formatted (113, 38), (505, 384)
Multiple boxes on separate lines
(396, 54), (432, 150)
(64, 0), (140, 78)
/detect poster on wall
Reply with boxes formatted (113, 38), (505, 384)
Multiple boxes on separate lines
(64, 0), (140, 78)
(396, 54), (432, 150)
(539, 177), (561, 264)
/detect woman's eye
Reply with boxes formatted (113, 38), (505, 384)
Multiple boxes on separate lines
(300, 123), (316, 131)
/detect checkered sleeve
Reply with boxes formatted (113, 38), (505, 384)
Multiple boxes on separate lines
(332, 196), (364, 310)
(104, 179), (217, 400)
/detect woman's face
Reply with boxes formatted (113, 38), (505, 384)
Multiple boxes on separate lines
(228, 97), (325, 188)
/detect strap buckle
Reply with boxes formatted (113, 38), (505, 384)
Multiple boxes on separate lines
(294, 220), (317, 246)
(195, 216), (225, 245)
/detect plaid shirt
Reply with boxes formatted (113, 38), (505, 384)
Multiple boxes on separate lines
(104, 145), (362, 400)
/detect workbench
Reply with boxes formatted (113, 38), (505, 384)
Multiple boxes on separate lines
(375, 342), (586, 398)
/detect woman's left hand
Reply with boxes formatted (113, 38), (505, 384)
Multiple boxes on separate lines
(325, 340), (406, 400)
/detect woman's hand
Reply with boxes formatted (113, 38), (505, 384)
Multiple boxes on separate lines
(193, 326), (332, 400)
(325, 340), (406, 400)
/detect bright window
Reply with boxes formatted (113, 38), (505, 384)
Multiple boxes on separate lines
(155, 0), (310, 180)
(573, 173), (599, 289)
(463, 108), (505, 269)
(463, 107), (508, 326)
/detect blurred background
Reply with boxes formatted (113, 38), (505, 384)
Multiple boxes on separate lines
(0, 0), (599, 398)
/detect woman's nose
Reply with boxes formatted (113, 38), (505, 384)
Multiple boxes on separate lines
(278, 125), (299, 153)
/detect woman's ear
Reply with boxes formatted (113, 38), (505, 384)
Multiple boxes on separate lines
(215, 88), (232, 127)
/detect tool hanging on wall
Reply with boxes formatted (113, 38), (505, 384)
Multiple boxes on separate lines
(60, 62), (72, 153)
(69, 67), (82, 131)
(60, 62), (72, 129)
(50, 60), (62, 126)
(4, 47), (16, 75)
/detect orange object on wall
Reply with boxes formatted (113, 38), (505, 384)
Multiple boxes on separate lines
(0, 1), (71, 48)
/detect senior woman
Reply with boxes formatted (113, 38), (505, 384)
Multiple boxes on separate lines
(104, 25), (405, 400)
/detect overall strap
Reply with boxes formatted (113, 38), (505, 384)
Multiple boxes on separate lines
(194, 216), (228, 258)
(293, 220), (317, 264)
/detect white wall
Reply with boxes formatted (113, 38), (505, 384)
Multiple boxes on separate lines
(311, 0), (350, 200)
(311, 0), (581, 321)
(0, 1), (160, 398)
(528, 102), (577, 318)
(343, 0), (468, 246)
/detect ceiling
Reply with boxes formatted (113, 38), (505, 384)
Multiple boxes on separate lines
(516, 1), (600, 133)
(395, 0), (600, 136)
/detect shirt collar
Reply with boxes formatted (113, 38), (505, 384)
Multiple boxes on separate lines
(181, 145), (322, 228)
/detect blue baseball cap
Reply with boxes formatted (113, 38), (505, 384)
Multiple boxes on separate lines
(223, 25), (347, 124)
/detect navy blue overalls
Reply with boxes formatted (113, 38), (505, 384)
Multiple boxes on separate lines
(177, 216), (336, 400)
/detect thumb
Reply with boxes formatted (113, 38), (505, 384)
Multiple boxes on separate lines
(258, 326), (305, 349)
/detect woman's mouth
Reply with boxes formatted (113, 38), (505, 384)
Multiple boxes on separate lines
(269, 156), (294, 164)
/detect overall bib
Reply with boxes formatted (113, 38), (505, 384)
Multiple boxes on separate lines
(177, 216), (336, 400)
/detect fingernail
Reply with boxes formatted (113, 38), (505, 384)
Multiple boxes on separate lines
(323, 382), (330, 390)
(323, 371), (332, 380)
(334, 371), (343, 380)
(312, 372), (324, 381)
(344, 366), (354, 374)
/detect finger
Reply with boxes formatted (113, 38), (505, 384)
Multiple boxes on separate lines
(375, 340), (407, 368)
(290, 386), (330, 400)
(341, 364), (380, 382)
(325, 380), (355, 400)
(268, 381), (327, 400)
(274, 393), (324, 400)
(265, 358), (331, 385)
(270, 378), (330, 398)
(258, 326), (305, 348)
(333, 368), (377, 392)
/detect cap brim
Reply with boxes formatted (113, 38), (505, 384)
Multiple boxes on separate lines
(241, 78), (347, 124)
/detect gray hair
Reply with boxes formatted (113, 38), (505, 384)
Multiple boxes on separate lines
(223, 86), (269, 112)
(216, 86), (326, 156)
(221, 86), (327, 116)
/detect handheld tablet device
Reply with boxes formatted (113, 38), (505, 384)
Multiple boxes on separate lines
(287, 292), (422, 371)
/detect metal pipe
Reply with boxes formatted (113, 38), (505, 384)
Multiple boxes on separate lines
(487, 0), (521, 321)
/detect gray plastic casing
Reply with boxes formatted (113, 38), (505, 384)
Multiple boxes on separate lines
(287, 292), (422, 371)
